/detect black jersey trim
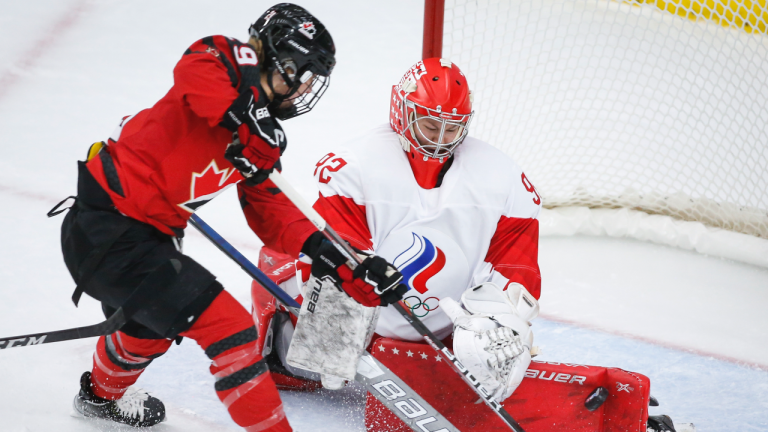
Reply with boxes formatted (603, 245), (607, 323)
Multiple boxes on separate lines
(98, 150), (124, 197)
(225, 38), (263, 92)
(239, 189), (250, 210)
(201, 36), (239, 88)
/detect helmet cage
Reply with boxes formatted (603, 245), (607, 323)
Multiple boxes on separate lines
(249, 9), (335, 120)
(403, 99), (474, 159)
(266, 53), (331, 120)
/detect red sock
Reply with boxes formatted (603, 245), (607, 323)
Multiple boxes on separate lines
(182, 290), (292, 432)
(90, 332), (172, 400)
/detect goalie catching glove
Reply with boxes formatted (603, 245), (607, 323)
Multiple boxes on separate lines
(222, 88), (286, 186)
(440, 282), (539, 401)
(301, 231), (409, 307)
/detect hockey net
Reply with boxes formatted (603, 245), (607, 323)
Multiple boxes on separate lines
(436, 0), (768, 265)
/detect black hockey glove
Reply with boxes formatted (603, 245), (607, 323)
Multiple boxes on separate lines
(224, 141), (276, 186)
(302, 232), (409, 307)
(221, 88), (286, 186)
(350, 253), (410, 306)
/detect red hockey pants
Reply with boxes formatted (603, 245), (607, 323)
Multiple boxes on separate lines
(89, 290), (291, 432)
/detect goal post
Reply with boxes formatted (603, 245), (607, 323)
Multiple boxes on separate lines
(423, 0), (445, 59)
(423, 0), (768, 267)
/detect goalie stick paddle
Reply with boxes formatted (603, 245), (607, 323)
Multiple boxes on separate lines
(188, 214), (459, 432)
(267, 172), (527, 432)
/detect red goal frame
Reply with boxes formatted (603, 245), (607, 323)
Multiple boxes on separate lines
(422, 0), (446, 59)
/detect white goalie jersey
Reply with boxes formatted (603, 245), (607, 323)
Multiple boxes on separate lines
(309, 124), (542, 341)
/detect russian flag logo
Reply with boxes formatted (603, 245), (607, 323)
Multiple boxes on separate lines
(392, 233), (446, 294)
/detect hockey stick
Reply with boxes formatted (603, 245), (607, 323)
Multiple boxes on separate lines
(0, 308), (127, 350)
(188, 214), (458, 432)
(0, 256), (178, 351)
(266, 172), (526, 432)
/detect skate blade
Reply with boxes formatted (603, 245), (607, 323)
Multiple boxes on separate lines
(677, 423), (696, 432)
(72, 415), (165, 431)
(70, 397), (86, 418)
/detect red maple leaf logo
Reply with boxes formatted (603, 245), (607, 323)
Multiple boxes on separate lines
(178, 160), (242, 213)
(298, 21), (316, 39)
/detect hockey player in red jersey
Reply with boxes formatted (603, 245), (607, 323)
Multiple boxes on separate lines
(52, 4), (406, 430)
(254, 58), (691, 432)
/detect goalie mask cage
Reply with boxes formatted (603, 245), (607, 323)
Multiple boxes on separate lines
(424, 0), (768, 267)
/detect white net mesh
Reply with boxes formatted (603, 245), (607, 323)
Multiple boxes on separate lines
(443, 0), (768, 237)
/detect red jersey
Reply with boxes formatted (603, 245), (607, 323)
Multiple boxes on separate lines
(85, 35), (315, 257)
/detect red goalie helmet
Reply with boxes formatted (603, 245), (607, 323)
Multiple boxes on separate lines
(390, 58), (473, 188)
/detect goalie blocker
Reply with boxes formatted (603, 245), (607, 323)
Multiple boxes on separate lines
(254, 248), (693, 432)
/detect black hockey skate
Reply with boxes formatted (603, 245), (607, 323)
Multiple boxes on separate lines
(73, 371), (166, 427)
(647, 415), (676, 431)
(647, 414), (696, 432)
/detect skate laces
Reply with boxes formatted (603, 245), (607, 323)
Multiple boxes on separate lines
(115, 387), (149, 422)
(484, 327), (524, 382)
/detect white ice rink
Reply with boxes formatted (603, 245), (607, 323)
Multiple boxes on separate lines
(0, 1), (766, 431)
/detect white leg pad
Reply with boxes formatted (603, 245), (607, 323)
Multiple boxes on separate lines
(286, 275), (379, 383)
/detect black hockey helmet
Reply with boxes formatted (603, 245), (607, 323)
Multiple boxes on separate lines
(250, 3), (336, 120)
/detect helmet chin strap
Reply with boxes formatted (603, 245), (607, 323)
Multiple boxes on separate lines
(271, 56), (297, 91)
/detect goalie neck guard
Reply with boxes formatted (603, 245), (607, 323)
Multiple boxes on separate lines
(250, 3), (336, 120)
(389, 58), (474, 189)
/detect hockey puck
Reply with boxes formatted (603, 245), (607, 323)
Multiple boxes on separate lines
(584, 386), (609, 411)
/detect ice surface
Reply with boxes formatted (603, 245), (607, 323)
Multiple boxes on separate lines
(0, 1), (766, 431)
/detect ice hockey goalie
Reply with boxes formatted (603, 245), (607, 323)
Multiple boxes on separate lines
(252, 58), (694, 432)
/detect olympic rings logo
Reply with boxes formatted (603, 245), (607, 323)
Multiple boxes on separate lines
(403, 296), (440, 318)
